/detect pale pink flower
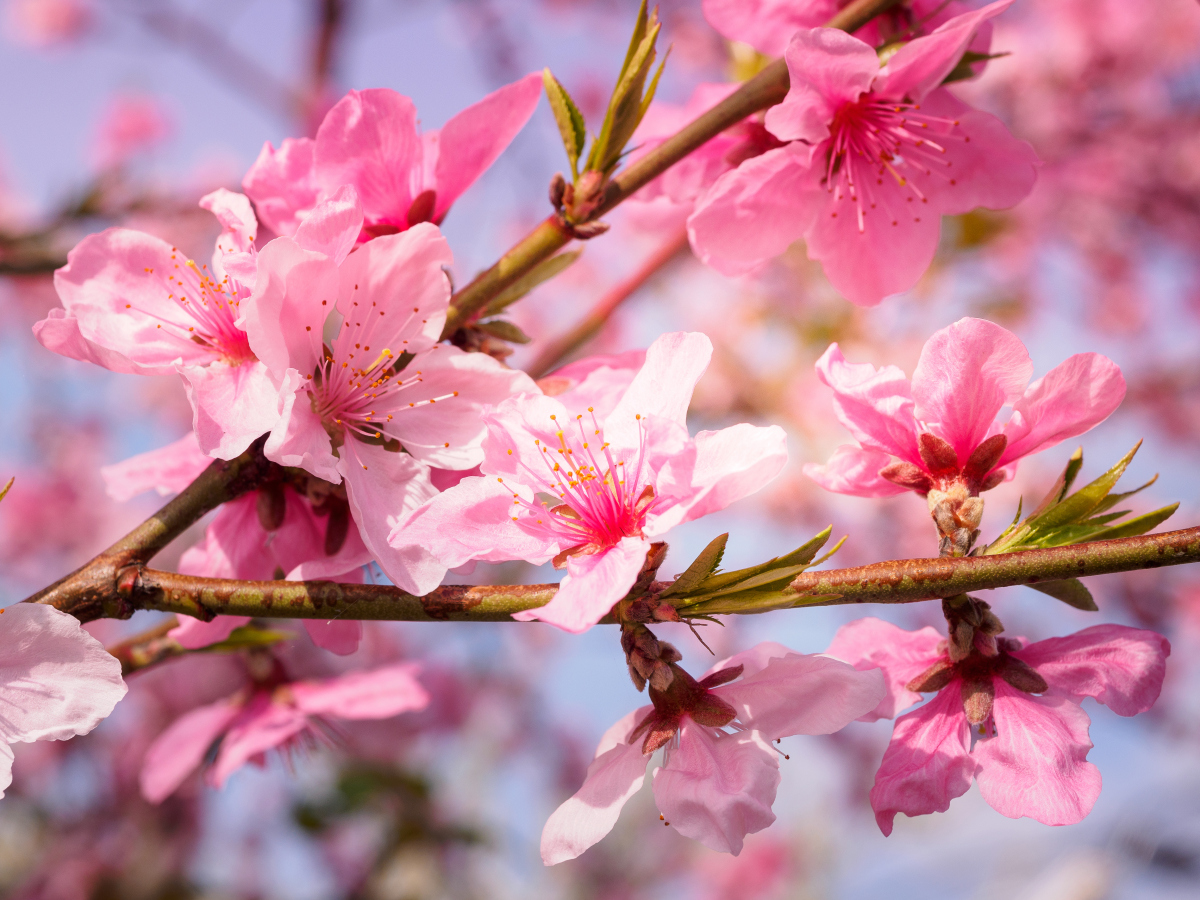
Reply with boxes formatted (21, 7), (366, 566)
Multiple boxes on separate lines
(239, 190), (536, 594)
(689, 0), (1039, 305)
(242, 74), (542, 240)
(0, 603), (127, 797)
(826, 617), (1169, 833)
(91, 92), (172, 170)
(4, 0), (92, 48)
(541, 641), (884, 861)
(35, 189), (283, 459)
(803, 317), (1125, 498)
(392, 332), (788, 633)
(100, 431), (211, 503)
(139, 659), (429, 802)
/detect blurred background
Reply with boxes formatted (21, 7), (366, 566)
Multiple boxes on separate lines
(2, 0), (1200, 898)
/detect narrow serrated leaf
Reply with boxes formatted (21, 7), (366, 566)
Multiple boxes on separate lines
(482, 249), (582, 316)
(698, 564), (812, 599)
(1091, 474), (1158, 516)
(1091, 503), (1179, 542)
(474, 319), (531, 344)
(661, 533), (728, 597)
(1028, 578), (1098, 611)
(542, 69), (586, 178)
(1027, 442), (1141, 530)
(638, 50), (670, 121)
(694, 528), (832, 594)
(1029, 447), (1084, 519)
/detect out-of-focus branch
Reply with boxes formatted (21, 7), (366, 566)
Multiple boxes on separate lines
(440, 0), (902, 338)
(302, 0), (350, 129)
(106, 619), (184, 676)
(525, 227), (689, 379)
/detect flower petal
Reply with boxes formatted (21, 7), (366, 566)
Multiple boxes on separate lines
(825, 618), (945, 720)
(168, 616), (251, 650)
(303, 620), (363, 656)
(101, 432), (211, 502)
(241, 137), (318, 237)
(814, 343), (921, 463)
(293, 183), (363, 265)
(210, 695), (309, 788)
(701, 0), (834, 57)
(140, 700), (241, 802)
(765, 27), (879, 143)
(292, 662), (430, 719)
(181, 360), (287, 460)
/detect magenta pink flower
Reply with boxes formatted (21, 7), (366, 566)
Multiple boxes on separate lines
(242, 74), (541, 240)
(826, 617), (1170, 833)
(0, 603), (127, 797)
(803, 317), (1125, 498)
(36, 189), (281, 459)
(139, 659), (429, 802)
(689, 0), (1039, 305)
(239, 190), (536, 594)
(392, 332), (788, 633)
(541, 641), (884, 861)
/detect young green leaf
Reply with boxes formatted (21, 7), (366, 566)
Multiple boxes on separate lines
(1028, 442), (1141, 530)
(474, 319), (532, 344)
(1028, 578), (1098, 611)
(542, 69), (587, 180)
(661, 532), (728, 597)
(205, 625), (295, 652)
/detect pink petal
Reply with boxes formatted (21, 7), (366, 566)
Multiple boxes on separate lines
(302, 620), (363, 656)
(279, 490), (373, 582)
(688, 143), (819, 277)
(101, 432), (211, 502)
(713, 653), (886, 739)
(596, 706), (652, 757)
(869, 687), (976, 835)
(825, 618), (945, 721)
(1013, 625), (1169, 717)
(512, 536), (650, 633)
(973, 682), (1101, 825)
(607, 331), (713, 431)
(241, 137), (318, 237)
(178, 495), (275, 580)
(33, 308), (150, 375)
(653, 724), (779, 855)
(541, 738), (649, 865)
(999, 354), (1126, 468)
(314, 89), (421, 229)
(765, 28), (879, 143)
(802, 445), (908, 498)
(431, 72), (543, 221)
(263, 381), (339, 483)
(814, 343), (921, 463)
(200, 188), (258, 253)
(181, 359), (286, 460)
(168, 616), (251, 650)
(337, 439), (444, 595)
(292, 662), (430, 719)
(910, 318), (1032, 463)
(479, 393), (574, 482)
(140, 700), (241, 803)
(701, 0), (837, 57)
(292, 183), (364, 265)
(390, 475), (559, 569)
(384, 344), (538, 469)
(876, 0), (1014, 101)
(707, 642), (796, 680)
(210, 695), (310, 787)
(541, 348), (646, 418)
(0, 603), (126, 744)
(0, 744), (14, 799)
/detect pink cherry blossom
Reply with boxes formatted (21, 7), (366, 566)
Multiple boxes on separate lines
(825, 617), (1169, 833)
(0, 602), (127, 797)
(803, 317), (1125, 498)
(35, 188), (283, 459)
(139, 658), (429, 802)
(239, 191), (537, 594)
(392, 332), (788, 633)
(91, 92), (172, 170)
(540, 641), (884, 861)
(689, 0), (1039, 306)
(242, 74), (542, 241)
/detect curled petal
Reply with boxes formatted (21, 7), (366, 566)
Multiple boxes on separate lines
(804, 445), (909, 498)
(814, 344), (921, 463)
(140, 701), (240, 803)
(291, 662), (430, 719)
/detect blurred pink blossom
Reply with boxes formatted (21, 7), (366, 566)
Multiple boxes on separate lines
(90, 93), (172, 170)
(4, 0), (92, 48)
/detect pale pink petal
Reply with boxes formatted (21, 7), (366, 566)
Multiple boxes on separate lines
(999, 354), (1126, 468)
(178, 495), (275, 580)
(292, 183), (363, 265)
(210, 695), (309, 787)
(314, 89), (421, 228)
(0, 603), (127, 744)
(910, 318), (1033, 462)
(241, 137), (318, 237)
(240, 236), (339, 378)
(101, 432), (211, 502)
(541, 738), (649, 865)
(478, 393), (573, 482)
(337, 439), (444, 595)
(653, 724), (779, 855)
(869, 687), (976, 835)
(688, 143), (819, 277)
(1013, 625), (1169, 717)
(168, 615), (251, 650)
(765, 28), (880, 143)
(181, 360), (287, 460)
(385, 344), (538, 469)
(541, 348), (646, 417)
(672, 423), (788, 526)
(596, 706), (652, 757)
(302, 620), (363, 656)
(825, 618), (945, 721)
(702, 0), (836, 57)
(140, 700), (240, 803)
(280, 491), (373, 582)
(292, 662), (430, 719)
(607, 331), (712, 431)
(512, 536), (650, 633)
(200, 188), (258, 253)
(706, 642), (796, 680)
(814, 344), (921, 463)
(876, 0), (1014, 101)
(390, 475), (560, 569)
(33, 309), (151, 375)
(0, 744), (13, 799)
(973, 682), (1101, 825)
(803, 445), (908, 498)
(431, 72), (542, 221)
(713, 653), (886, 739)
(263, 381), (340, 482)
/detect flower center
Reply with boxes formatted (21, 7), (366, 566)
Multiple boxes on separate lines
(825, 96), (965, 232)
(149, 252), (254, 364)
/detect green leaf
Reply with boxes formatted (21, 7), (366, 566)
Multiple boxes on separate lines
(1090, 474), (1158, 517)
(1091, 503), (1178, 542)
(1028, 447), (1084, 520)
(692, 527), (832, 595)
(482, 249), (582, 316)
(205, 625), (294, 652)
(686, 590), (842, 617)
(474, 319), (531, 344)
(1026, 441), (1141, 531)
(942, 50), (1011, 85)
(542, 69), (586, 179)
(1028, 578), (1098, 611)
(661, 533), (728, 597)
